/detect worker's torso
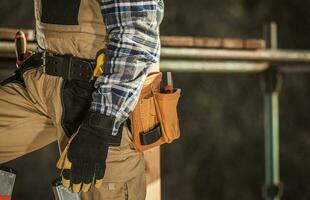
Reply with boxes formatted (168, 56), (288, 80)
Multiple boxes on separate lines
(34, 0), (107, 59)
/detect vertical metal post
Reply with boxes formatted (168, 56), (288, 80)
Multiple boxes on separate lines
(262, 22), (283, 200)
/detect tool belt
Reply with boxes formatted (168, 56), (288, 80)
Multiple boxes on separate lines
(20, 51), (96, 81)
(130, 72), (181, 152)
(20, 52), (181, 151)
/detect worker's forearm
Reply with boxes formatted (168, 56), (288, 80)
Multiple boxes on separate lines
(91, 0), (164, 134)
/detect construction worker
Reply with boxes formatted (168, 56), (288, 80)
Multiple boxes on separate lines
(0, 0), (164, 199)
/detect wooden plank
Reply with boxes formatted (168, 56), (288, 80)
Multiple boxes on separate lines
(193, 37), (222, 48)
(0, 28), (35, 41)
(161, 36), (194, 47)
(144, 147), (161, 200)
(222, 38), (244, 49)
(161, 36), (266, 50)
(245, 39), (266, 49)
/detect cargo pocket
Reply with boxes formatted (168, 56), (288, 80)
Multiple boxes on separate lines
(85, 172), (146, 200)
(81, 182), (128, 200)
(125, 172), (147, 200)
(81, 180), (146, 200)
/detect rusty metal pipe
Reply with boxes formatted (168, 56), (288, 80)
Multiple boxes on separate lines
(161, 47), (310, 63)
(160, 60), (268, 73)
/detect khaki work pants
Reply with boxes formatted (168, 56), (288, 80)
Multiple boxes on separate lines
(0, 66), (146, 200)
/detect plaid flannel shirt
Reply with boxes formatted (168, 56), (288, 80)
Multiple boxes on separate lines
(91, 0), (164, 135)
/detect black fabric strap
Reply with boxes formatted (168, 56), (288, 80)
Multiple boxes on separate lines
(140, 125), (162, 145)
(109, 123), (124, 147)
(84, 110), (123, 147)
(19, 53), (43, 75)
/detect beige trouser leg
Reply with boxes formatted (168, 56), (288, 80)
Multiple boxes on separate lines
(0, 67), (146, 199)
(0, 81), (58, 163)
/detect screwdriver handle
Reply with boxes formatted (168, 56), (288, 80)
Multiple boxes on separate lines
(14, 31), (27, 66)
(164, 85), (174, 93)
(164, 72), (174, 93)
(0, 195), (11, 200)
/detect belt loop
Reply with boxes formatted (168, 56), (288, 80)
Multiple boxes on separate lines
(67, 56), (72, 81)
(42, 51), (46, 73)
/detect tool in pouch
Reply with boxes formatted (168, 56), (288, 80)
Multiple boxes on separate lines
(0, 167), (16, 200)
(130, 71), (181, 152)
(52, 178), (81, 200)
(164, 72), (174, 93)
(14, 31), (29, 68)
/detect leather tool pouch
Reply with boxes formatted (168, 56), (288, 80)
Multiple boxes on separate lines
(130, 72), (181, 152)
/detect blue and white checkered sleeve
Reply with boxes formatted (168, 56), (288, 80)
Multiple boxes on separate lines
(91, 0), (164, 135)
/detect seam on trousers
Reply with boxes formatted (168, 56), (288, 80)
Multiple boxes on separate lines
(124, 182), (129, 200)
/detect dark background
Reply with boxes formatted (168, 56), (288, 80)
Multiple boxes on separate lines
(1, 0), (310, 199)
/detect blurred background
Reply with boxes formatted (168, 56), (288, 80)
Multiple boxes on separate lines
(1, 0), (310, 199)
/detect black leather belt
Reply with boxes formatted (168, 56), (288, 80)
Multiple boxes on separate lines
(21, 52), (96, 81)
(42, 52), (96, 80)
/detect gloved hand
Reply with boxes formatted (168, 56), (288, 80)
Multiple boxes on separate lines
(57, 110), (115, 192)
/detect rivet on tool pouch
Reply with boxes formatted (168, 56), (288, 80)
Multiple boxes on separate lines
(130, 72), (181, 152)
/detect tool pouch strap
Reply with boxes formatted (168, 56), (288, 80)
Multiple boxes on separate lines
(130, 72), (181, 152)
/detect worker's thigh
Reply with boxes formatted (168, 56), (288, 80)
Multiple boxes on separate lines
(81, 127), (146, 200)
(0, 74), (58, 163)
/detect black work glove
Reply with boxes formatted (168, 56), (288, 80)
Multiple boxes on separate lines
(58, 110), (115, 192)
(61, 80), (95, 137)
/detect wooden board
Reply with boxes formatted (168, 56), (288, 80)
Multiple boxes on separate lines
(161, 36), (266, 50)
(144, 147), (161, 200)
